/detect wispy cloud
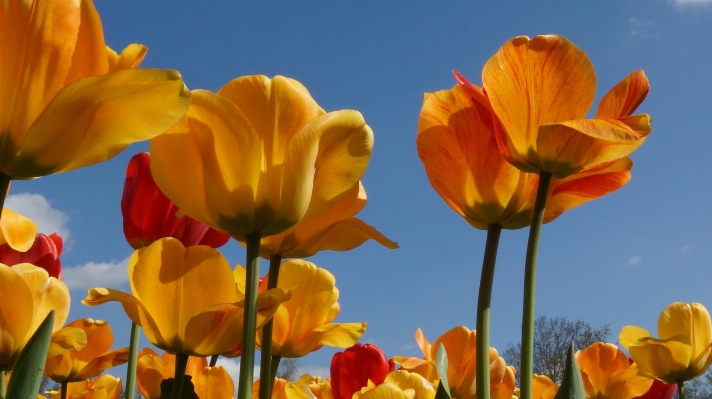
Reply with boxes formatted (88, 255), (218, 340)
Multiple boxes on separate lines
(679, 246), (691, 253)
(671, 0), (712, 6)
(628, 17), (657, 38)
(5, 193), (71, 245)
(62, 257), (130, 290)
(627, 256), (641, 266)
(216, 358), (261, 395)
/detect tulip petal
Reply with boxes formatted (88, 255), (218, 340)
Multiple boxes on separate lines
(63, 319), (114, 363)
(0, 208), (37, 252)
(314, 322), (368, 348)
(6, 68), (190, 178)
(11, 263), (69, 333)
(137, 349), (173, 399)
(356, 383), (406, 399)
(619, 326), (652, 350)
(629, 337), (693, 383)
(658, 302), (712, 360)
(575, 343), (631, 399)
(150, 89), (263, 236)
(482, 35), (596, 172)
(288, 218), (398, 259)
(0, 265), (34, 368)
(532, 375), (556, 399)
(63, 0), (110, 84)
(48, 327), (87, 357)
(606, 368), (653, 399)
(74, 347), (129, 381)
(106, 44), (147, 72)
(596, 71), (650, 119)
(193, 366), (235, 399)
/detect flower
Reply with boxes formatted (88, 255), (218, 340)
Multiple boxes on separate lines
(575, 342), (652, 399)
(525, 375), (559, 399)
(0, 263), (71, 371)
(419, 82), (634, 229)
(0, 232), (62, 278)
(257, 181), (398, 259)
(331, 343), (395, 399)
(460, 35), (650, 178)
(394, 326), (514, 399)
(0, 0), (189, 180)
(121, 152), (229, 249)
(150, 75), (374, 240)
(136, 348), (234, 399)
(254, 375), (332, 399)
(352, 370), (436, 399)
(44, 318), (129, 383)
(83, 237), (286, 357)
(253, 259), (366, 358)
(632, 380), (676, 399)
(46, 374), (123, 399)
(0, 207), (37, 251)
(620, 302), (712, 384)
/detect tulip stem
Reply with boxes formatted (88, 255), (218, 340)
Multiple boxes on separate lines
(0, 173), (10, 224)
(210, 355), (219, 367)
(476, 224), (502, 399)
(259, 254), (283, 399)
(61, 382), (68, 399)
(172, 353), (190, 399)
(0, 371), (6, 399)
(519, 172), (552, 399)
(678, 381), (685, 399)
(125, 322), (141, 399)
(271, 356), (282, 383)
(238, 232), (262, 399)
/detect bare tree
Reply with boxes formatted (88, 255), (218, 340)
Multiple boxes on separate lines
(502, 316), (610, 383)
(276, 358), (300, 381)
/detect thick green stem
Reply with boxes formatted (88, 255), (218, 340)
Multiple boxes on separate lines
(678, 381), (685, 399)
(210, 355), (219, 367)
(172, 353), (190, 399)
(0, 371), (6, 399)
(519, 172), (552, 399)
(271, 356), (282, 383)
(125, 323), (141, 399)
(476, 224), (502, 399)
(238, 233), (262, 399)
(0, 173), (11, 224)
(61, 381), (68, 399)
(259, 254), (282, 399)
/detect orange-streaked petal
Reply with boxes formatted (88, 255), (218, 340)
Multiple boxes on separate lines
(193, 366), (235, 399)
(136, 349), (173, 399)
(482, 35), (596, 172)
(596, 71), (650, 119)
(73, 347), (129, 381)
(658, 302), (712, 360)
(106, 44), (147, 72)
(576, 342), (631, 398)
(0, 208), (37, 252)
(6, 68), (190, 178)
(63, 319), (113, 362)
(48, 327), (87, 357)
(531, 375), (556, 399)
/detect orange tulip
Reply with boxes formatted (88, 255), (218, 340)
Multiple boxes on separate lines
(418, 82), (633, 230)
(0, 207), (37, 251)
(576, 342), (652, 399)
(46, 374), (123, 399)
(522, 375), (559, 399)
(472, 35), (650, 178)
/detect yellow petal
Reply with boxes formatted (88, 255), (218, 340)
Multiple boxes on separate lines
(0, 264), (34, 370)
(385, 371), (436, 399)
(314, 322), (367, 348)
(62, 0), (110, 84)
(285, 382), (319, 399)
(64, 319), (114, 363)
(482, 35), (596, 172)
(6, 68), (190, 178)
(150, 89), (263, 236)
(137, 349), (173, 399)
(0, 208), (37, 252)
(355, 383), (406, 399)
(595, 71), (650, 119)
(658, 302), (712, 361)
(12, 264), (70, 334)
(193, 366), (235, 399)
(629, 337), (693, 383)
(605, 369), (653, 399)
(619, 326), (652, 350)
(48, 327), (88, 357)
(74, 347), (129, 381)
(106, 44), (147, 72)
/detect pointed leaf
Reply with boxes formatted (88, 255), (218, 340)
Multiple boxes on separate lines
(7, 310), (55, 399)
(435, 343), (451, 397)
(435, 380), (452, 399)
(553, 342), (586, 399)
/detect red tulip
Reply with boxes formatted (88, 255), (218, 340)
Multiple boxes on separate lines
(331, 343), (395, 399)
(633, 380), (676, 399)
(0, 232), (62, 279)
(121, 152), (230, 249)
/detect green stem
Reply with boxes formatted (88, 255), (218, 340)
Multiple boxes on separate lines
(271, 356), (282, 383)
(0, 371), (6, 399)
(259, 254), (282, 399)
(0, 173), (11, 224)
(61, 381), (68, 399)
(678, 381), (685, 399)
(210, 355), (219, 367)
(476, 224), (502, 399)
(172, 353), (190, 399)
(125, 323), (141, 399)
(237, 233), (262, 399)
(519, 172), (552, 399)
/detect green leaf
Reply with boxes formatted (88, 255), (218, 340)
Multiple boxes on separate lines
(7, 310), (55, 399)
(435, 343), (451, 398)
(553, 342), (586, 399)
(435, 379), (452, 399)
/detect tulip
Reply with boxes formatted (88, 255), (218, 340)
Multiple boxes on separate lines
(44, 318), (129, 383)
(352, 370), (436, 399)
(526, 375), (559, 399)
(477, 35), (651, 178)
(121, 152), (230, 250)
(136, 348), (234, 399)
(331, 343), (395, 399)
(253, 379), (288, 399)
(394, 327), (514, 399)
(82, 238), (286, 357)
(632, 380), (676, 399)
(620, 302), (712, 384)
(0, 263), (70, 371)
(575, 342), (652, 399)
(0, 207), (37, 251)
(0, 0), (189, 182)
(299, 374), (333, 399)
(255, 376), (331, 399)
(253, 259), (366, 359)
(0, 232), (62, 278)
(46, 374), (123, 399)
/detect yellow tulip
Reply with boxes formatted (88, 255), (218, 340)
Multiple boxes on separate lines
(0, 0), (189, 180)
(82, 238), (286, 357)
(136, 348), (234, 399)
(150, 75), (374, 240)
(257, 181), (398, 259)
(253, 259), (366, 358)
(0, 207), (37, 251)
(298, 374), (333, 399)
(253, 375), (331, 399)
(0, 263), (70, 371)
(44, 318), (129, 383)
(46, 374), (123, 399)
(419, 82), (635, 230)
(477, 35), (650, 177)
(393, 327), (514, 399)
(576, 342), (652, 399)
(619, 302), (712, 384)
(353, 370), (436, 399)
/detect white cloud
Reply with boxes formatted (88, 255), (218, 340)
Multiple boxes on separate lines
(299, 365), (330, 379)
(627, 256), (641, 266)
(62, 257), (130, 290)
(628, 17), (656, 38)
(216, 358), (261, 395)
(5, 193), (71, 244)
(671, 0), (712, 5)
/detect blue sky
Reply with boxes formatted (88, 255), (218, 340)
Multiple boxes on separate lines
(10, 0), (712, 386)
